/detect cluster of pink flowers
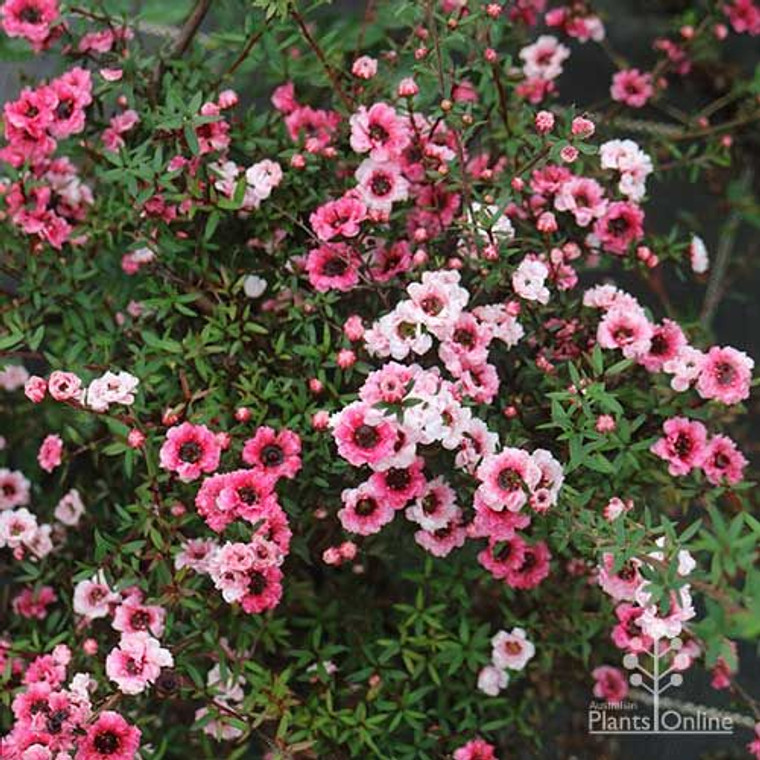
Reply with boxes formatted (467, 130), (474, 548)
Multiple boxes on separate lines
(651, 417), (747, 485)
(599, 542), (697, 644)
(211, 157), (283, 212)
(545, 5), (605, 43)
(71, 575), (173, 698)
(585, 283), (754, 405)
(25, 369), (139, 413)
(0, 465), (87, 564)
(327, 271), (562, 591)
(477, 627), (535, 697)
(517, 35), (570, 103)
(1, 639), (141, 760)
(723, 0), (760, 35)
(1, 67), (94, 248)
(161, 423), (299, 615)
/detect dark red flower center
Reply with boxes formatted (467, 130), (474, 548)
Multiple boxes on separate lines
(94, 730), (121, 755)
(261, 444), (285, 467)
(353, 424), (379, 449)
(355, 497), (377, 517)
(179, 441), (202, 463)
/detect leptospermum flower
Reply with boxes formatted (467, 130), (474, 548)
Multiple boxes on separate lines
(78, 710), (141, 760)
(650, 417), (708, 476)
(453, 738), (499, 760)
(330, 402), (397, 467)
(159, 422), (222, 482)
(349, 102), (410, 161)
(695, 345), (754, 405)
(338, 482), (395, 535)
(73, 573), (119, 619)
(242, 426), (302, 480)
(475, 448), (542, 513)
(106, 632), (173, 695)
(491, 627), (536, 671)
(37, 434), (63, 473)
(0, 468), (31, 510)
(477, 664), (509, 697)
(591, 665), (629, 702)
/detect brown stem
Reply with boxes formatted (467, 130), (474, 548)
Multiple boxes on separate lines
(291, 8), (353, 112)
(151, 0), (213, 101)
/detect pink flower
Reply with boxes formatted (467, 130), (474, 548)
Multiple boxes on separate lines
(701, 435), (747, 485)
(592, 201), (645, 255)
(534, 109), (555, 133)
(695, 346), (754, 405)
(37, 434), (62, 472)
(405, 477), (458, 531)
(159, 422), (222, 482)
(242, 426), (302, 480)
(663, 345), (705, 392)
(195, 469), (278, 532)
(637, 319), (687, 372)
(519, 35), (570, 81)
(112, 600), (166, 638)
(11, 585), (56, 619)
(554, 177), (607, 227)
(397, 77), (419, 97)
(611, 68), (654, 107)
(355, 158), (409, 211)
(0, 0), (59, 51)
(338, 482), (395, 535)
(78, 710), (141, 760)
(47, 370), (82, 401)
(611, 603), (653, 653)
(651, 417), (708, 476)
(477, 664), (509, 696)
(598, 553), (643, 601)
(349, 102), (410, 161)
(454, 739), (498, 760)
(512, 257), (550, 304)
(305, 242), (361, 292)
(310, 196), (367, 241)
(0, 468), (31, 510)
(24, 375), (47, 403)
(271, 81), (297, 113)
(330, 402), (398, 467)
(351, 55), (378, 79)
(106, 632), (173, 694)
(597, 305), (653, 359)
(54, 487), (85, 526)
(414, 513), (467, 557)
(503, 540), (551, 589)
(368, 457), (427, 509)
(73, 573), (119, 619)
(592, 665), (629, 702)
(476, 448), (542, 512)
(491, 627), (535, 671)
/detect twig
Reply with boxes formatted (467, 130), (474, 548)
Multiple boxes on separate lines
(151, 0), (213, 101)
(290, 8), (353, 112)
(700, 167), (754, 326)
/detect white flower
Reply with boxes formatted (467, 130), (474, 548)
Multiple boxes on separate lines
(689, 235), (709, 274)
(477, 665), (509, 696)
(55, 488), (85, 527)
(86, 371), (139, 412)
(512, 258), (550, 304)
(243, 275), (267, 298)
(491, 627), (536, 671)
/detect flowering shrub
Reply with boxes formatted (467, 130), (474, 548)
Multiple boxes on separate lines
(1, 0), (760, 758)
